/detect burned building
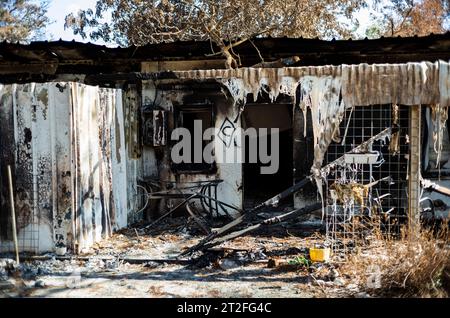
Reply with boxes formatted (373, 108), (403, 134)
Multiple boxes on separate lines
(1, 34), (450, 255)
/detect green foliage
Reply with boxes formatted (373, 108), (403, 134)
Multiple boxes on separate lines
(288, 255), (311, 267)
(0, 0), (50, 43)
(64, 0), (365, 47)
(365, 23), (384, 39)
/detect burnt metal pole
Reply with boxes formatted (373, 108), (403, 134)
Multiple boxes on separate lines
(7, 165), (19, 265)
(198, 202), (323, 252)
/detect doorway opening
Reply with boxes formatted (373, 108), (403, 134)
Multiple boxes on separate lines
(242, 102), (293, 210)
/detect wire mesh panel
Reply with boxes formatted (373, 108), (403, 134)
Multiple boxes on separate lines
(15, 173), (41, 254)
(0, 173), (42, 254)
(325, 104), (409, 252)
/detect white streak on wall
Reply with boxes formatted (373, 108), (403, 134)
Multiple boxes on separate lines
(49, 84), (73, 249)
(111, 89), (128, 229)
(298, 76), (346, 208)
(439, 60), (450, 106)
(71, 83), (129, 252)
(430, 104), (449, 166)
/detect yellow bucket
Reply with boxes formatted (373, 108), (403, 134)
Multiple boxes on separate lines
(309, 248), (331, 262)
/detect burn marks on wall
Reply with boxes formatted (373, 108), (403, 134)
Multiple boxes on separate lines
(0, 83), (128, 253)
(0, 86), (15, 240)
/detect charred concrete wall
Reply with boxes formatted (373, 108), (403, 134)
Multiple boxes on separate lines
(0, 83), (132, 254)
(140, 80), (243, 217)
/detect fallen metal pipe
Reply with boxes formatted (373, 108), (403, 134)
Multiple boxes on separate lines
(186, 203), (323, 253)
(186, 203), (210, 235)
(246, 178), (311, 214)
(144, 192), (199, 230)
(422, 179), (450, 197)
(16, 255), (190, 265)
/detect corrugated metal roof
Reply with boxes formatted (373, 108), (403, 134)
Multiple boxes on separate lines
(173, 61), (450, 107)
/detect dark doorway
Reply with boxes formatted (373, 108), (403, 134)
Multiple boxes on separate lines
(242, 103), (293, 210)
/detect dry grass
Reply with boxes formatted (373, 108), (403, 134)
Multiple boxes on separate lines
(340, 224), (450, 297)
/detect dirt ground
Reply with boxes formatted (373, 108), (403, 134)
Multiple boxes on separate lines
(0, 220), (369, 298)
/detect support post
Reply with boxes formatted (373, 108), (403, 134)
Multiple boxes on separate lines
(7, 165), (19, 264)
(408, 105), (421, 235)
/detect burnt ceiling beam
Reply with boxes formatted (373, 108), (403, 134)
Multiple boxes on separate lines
(0, 33), (449, 79)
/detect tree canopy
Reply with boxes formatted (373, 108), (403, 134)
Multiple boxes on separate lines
(0, 0), (50, 43)
(65, 0), (450, 68)
(65, 0), (365, 68)
(366, 0), (449, 38)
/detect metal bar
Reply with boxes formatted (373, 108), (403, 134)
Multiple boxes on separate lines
(200, 186), (208, 216)
(186, 203), (210, 235)
(19, 255), (190, 265)
(195, 203), (323, 252)
(7, 165), (19, 264)
(208, 186), (212, 218)
(144, 192), (198, 230)
(422, 179), (450, 197)
(214, 185), (219, 218)
(408, 105), (421, 235)
(149, 191), (241, 213)
(195, 193), (241, 213)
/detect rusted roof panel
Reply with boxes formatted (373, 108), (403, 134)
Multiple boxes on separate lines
(173, 61), (450, 107)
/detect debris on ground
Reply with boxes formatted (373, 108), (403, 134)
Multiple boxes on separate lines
(0, 217), (349, 298)
(1, 214), (448, 298)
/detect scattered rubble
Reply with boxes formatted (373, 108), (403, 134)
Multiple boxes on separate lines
(0, 220), (356, 298)
(1, 215), (448, 298)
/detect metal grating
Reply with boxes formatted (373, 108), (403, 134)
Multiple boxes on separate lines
(324, 104), (410, 252)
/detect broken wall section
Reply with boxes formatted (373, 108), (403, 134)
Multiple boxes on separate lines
(140, 80), (243, 218)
